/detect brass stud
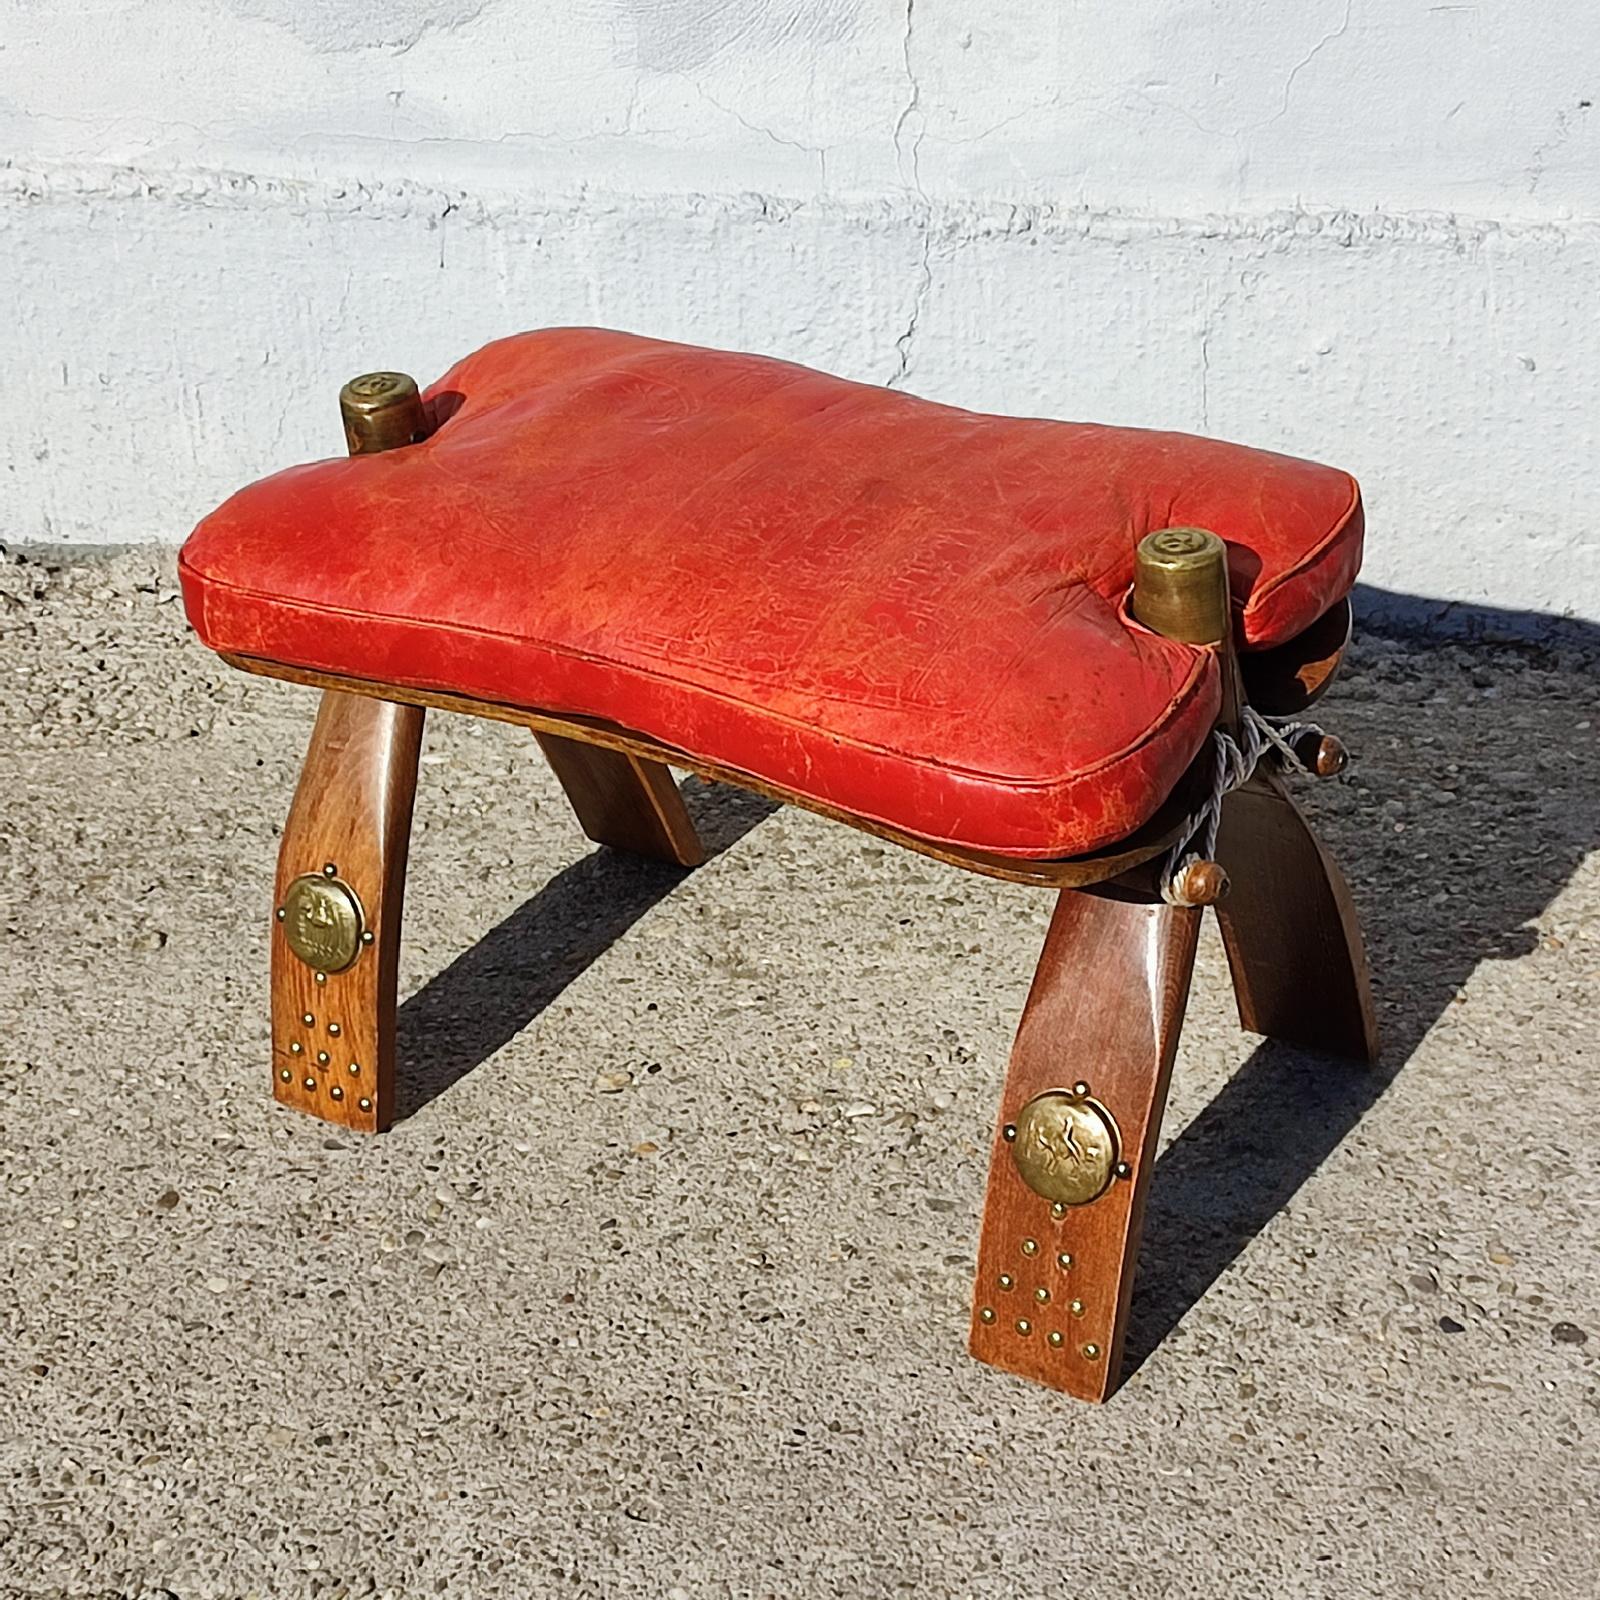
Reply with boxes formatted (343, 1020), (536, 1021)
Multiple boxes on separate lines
(1070, 1298), (1085, 1317)
(358, 1097), (372, 1112)
(360, 930), (374, 945)
(327, 1023), (341, 1038)
(275, 907), (286, 921)
(316, 1051), (330, 1065)
(1020, 1238), (1039, 1257)
(330, 1085), (344, 1101)
(347, 1062), (361, 1076)
(289, 1041), (303, 1055)
(323, 863), (338, 878)
(303, 1077), (317, 1091)
(1002, 1124), (1017, 1142)
(1034, 1287), (1050, 1305)
(1114, 1160), (1132, 1180)
(301, 1013), (315, 1027)
(978, 1306), (996, 1325)
(1050, 1201), (1067, 1219)
(1083, 1342), (1101, 1360)
(314, 971), (327, 986)
(1015, 1318), (1032, 1336)
(278, 1067), (292, 1083)
(1057, 1252), (1073, 1269)
(1047, 1330), (1064, 1348)
(1073, 1080), (1090, 1097)
(998, 1273), (1015, 1291)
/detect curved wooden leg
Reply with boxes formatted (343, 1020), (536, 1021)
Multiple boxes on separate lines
(1213, 770), (1379, 1063)
(271, 691), (424, 1132)
(970, 887), (1201, 1400)
(534, 733), (704, 867)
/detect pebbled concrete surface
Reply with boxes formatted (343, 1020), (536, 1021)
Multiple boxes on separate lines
(1, 548), (1596, 1599)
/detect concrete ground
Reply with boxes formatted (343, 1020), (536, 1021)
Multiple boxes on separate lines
(1, 548), (1596, 1600)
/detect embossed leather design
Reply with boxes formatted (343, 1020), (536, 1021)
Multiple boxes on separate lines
(180, 329), (1363, 857)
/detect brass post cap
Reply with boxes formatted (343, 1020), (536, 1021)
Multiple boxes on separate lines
(339, 371), (426, 456)
(1131, 526), (1232, 645)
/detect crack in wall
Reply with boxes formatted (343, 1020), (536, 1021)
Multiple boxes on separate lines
(1260, 0), (1355, 129)
(889, 0), (930, 388)
(1140, 0), (1359, 139)
(891, 0), (925, 197)
(889, 230), (933, 390)
(1198, 279), (1241, 432)
(693, 83), (828, 190)
(1526, 100), (1590, 195)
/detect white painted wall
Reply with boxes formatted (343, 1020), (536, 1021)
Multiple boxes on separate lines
(3, 2), (1597, 624)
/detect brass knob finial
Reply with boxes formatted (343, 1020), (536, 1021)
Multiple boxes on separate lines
(1131, 526), (1231, 645)
(1310, 733), (1349, 777)
(1168, 859), (1230, 907)
(339, 371), (426, 456)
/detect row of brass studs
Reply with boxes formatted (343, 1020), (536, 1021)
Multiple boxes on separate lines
(977, 1305), (1100, 1360)
(283, 1047), (360, 1073)
(277, 1063), (374, 1114)
(994, 1276), (1086, 1315)
(277, 1055), (370, 1112)
(977, 1235), (1099, 1359)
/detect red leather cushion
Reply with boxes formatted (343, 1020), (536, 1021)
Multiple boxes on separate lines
(181, 329), (1362, 858)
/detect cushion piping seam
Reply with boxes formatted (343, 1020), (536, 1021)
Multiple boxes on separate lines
(1240, 474), (1362, 623)
(181, 556), (1216, 793)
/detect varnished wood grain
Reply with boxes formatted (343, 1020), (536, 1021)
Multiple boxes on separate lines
(533, 732), (704, 866)
(1213, 769), (1379, 1063)
(221, 653), (1197, 889)
(271, 692), (424, 1131)
(969, 886), (1202, 1400)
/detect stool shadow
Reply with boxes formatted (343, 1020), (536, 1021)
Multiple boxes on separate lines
(394, 777), (776, 1121)
(1123, 597), (1600, 1374)
(389, 590), (1596, 1372)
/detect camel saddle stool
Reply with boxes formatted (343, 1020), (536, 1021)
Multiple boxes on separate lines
(180, 328), (1378, 1402)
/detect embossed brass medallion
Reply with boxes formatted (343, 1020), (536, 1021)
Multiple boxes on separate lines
(280, 873), (364, 973)
(1009, 1088), (1121, 1207)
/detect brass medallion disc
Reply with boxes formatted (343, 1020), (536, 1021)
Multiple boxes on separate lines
(1009, 1089), (1120, 1207)
(280, 874), (364, 973)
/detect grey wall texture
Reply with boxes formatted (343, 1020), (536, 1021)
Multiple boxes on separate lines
(2, 2), (1597, 627)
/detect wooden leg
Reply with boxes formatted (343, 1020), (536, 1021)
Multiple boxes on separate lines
(970, 887), (1201, 1400)
(534, 733), (704, 867)
(271, 690), (424, 1132)
(1213, 770), (1379, 1063)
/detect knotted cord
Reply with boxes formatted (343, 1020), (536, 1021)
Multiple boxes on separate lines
(1159, 705), (1330, 905)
